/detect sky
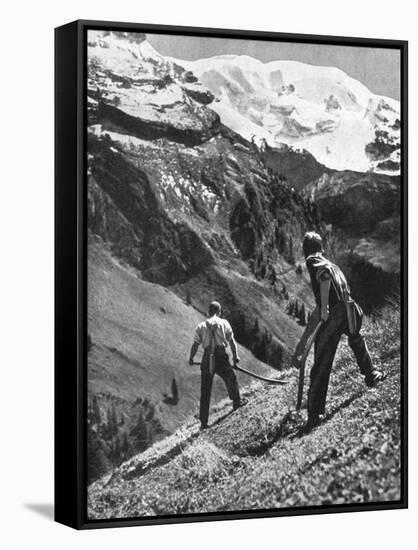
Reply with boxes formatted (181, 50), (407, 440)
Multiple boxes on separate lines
(147, 34), (401, 100)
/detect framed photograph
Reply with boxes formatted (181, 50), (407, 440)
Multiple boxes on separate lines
(55, 19), (408, 529)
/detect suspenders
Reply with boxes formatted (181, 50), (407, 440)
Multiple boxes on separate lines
(206, 321), (217, 375)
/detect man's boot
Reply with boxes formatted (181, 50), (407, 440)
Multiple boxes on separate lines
(365, 369), (385, 388)
(233, 398), (241, 411)
(233, 396), (249, 410)
(300, 414), (324, 435)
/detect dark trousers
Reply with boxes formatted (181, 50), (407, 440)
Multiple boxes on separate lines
(308, 302), (374, 420)
(200, 346), (240, 426)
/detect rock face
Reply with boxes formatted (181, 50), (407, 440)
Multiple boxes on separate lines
(325, 94), (342, 112)
(86, 31), (326, 479)
(303, 170), (400, 310)
(303, 171), (400, 235)
(88, 31), (219, 141)
(260, 143), (327, 192)
(176, 55), (400, 174)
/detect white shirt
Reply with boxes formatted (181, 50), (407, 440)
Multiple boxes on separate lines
(193, 316), (234, 349)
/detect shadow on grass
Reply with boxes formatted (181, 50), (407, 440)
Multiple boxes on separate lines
(209, 408), (234, 427)
(295, 388), (365, 438)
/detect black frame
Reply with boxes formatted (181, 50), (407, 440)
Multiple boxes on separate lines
(55, 19), (408, 530)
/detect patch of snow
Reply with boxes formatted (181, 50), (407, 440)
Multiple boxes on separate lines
(89, 124), (103, 136)
(137, 39), (164, 63)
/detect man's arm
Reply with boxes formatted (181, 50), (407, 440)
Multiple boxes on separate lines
(189, 342), (199, 365)
(319, 277), (330, 322)
(292, 306), (320, 367)
(229, 335), (240, 365)
(189, 326), (202, 365)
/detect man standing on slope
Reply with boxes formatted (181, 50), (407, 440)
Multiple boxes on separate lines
(189, 301), (241, 429)
(300, 231), (383, 432)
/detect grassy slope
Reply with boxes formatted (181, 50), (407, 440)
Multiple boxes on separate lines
(88, 305), (401, 519)
(88, 238), (274, 433)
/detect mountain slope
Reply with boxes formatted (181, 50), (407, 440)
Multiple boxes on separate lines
(87, 304), (401, 518)
(175, 55), (400, 173)
(86, 30), (325, 482)
(88, 239), (273, 421)
(87, 30), (321, 362)
(87, 239), (273, 482)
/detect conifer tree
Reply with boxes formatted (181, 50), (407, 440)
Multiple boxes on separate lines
(121, 432), (129, 457)
(110, 403), (118, 436)
(269, 266), (277, 287)
(254, 317), (260, 333)
(299, 303), (307, 326)
(288, 236), (295, 264)
(130, 410), (148, 451)
(172, 377), (179, 404)
(186, 288), (192, 305)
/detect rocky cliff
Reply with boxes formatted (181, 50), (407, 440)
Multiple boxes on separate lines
(303, 170), (400, 310)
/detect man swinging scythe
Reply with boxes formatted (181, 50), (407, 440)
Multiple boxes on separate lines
(188, 301), (242, 430)
(295, 232), (384, 433)
(189, 301), (287, 430)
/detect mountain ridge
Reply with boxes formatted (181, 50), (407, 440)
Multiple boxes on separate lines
(173, 52), (400, 173)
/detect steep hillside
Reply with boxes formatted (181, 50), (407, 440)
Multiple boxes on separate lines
(178, 55), (400, 173)
(87, 304), (401, 518)
(87, 239), (272, 482)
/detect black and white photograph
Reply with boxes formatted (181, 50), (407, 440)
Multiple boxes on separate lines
(82, 26), (406, 522)
(2, 0), (416, 546)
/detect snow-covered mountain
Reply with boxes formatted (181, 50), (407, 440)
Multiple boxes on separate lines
(87, 31), (217, 141)
(173, 54), (400, 173)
